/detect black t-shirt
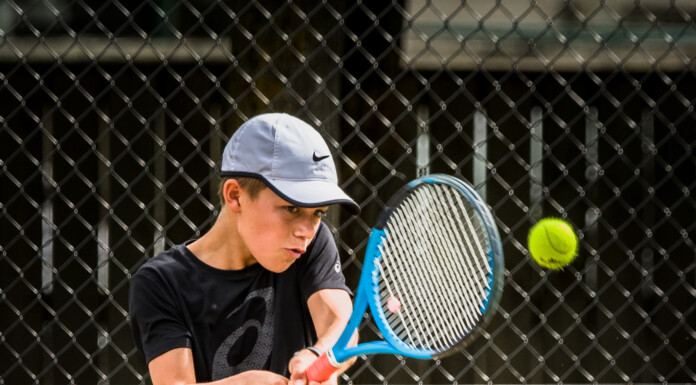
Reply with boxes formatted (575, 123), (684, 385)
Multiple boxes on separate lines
(128, 222), (350, 381)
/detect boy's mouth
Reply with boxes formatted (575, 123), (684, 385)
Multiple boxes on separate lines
(285, 248), (306, 259)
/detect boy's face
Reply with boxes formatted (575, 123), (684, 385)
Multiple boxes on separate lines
(237, 187), (328, 273)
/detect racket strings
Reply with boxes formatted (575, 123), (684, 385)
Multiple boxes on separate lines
(379, 196), (439, 348)
(427, 187), (484, 331)
(376, 183), (492, 352)
(413, 185), (485, 345)
(391, 186), (485, 349)
(402, 188), (470, 346)
(383, 213), (456, 350)
(437, 186), (492, 309)
(379, 201), (462, 350)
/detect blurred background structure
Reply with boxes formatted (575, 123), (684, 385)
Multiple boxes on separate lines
(1, 0), (695, 383)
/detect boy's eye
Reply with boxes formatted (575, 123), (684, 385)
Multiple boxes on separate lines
(285, 206), (299, 214)
(314, 210), (327, 218)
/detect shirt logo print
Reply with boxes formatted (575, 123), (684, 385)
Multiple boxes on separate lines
(211, 287), (274, 380)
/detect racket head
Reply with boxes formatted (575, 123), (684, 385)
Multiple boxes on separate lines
(363, 174), (504, 359)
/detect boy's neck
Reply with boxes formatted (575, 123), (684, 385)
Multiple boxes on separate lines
(186, 209), (256, 270)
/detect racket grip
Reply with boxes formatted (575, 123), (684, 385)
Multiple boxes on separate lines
(305, 351), (341, 382)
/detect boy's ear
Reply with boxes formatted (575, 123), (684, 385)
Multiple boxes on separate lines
(223, 179), (242, 213)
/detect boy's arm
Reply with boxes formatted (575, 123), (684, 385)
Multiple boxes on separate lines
(288, 288), (357, 385)
(148, 348), (288, 385)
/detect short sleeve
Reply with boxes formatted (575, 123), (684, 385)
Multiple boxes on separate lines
(129, 267), (192, 363)
(299, 222), (352, 302)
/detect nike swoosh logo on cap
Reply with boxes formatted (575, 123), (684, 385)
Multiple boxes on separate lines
(313, 152), (330, 161)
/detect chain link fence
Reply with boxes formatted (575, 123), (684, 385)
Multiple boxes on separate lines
(1, 0), (695, 383)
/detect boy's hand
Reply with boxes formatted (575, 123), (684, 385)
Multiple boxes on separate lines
(288, 350), (338, 385)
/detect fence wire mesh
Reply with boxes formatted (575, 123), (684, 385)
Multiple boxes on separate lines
(1, 0), (695, 384)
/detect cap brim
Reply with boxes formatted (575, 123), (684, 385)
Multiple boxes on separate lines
(265, 178), (360, 215)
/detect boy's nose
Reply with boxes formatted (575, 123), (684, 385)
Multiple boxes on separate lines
(294, 217), (318, 241)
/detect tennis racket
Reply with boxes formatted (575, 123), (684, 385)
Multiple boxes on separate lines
(305, 174), (504, 382)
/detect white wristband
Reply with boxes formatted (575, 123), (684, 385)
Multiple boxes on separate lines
(293, 346), (322, 357)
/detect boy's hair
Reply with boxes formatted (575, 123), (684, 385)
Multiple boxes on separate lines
(217, 177), (267, 206)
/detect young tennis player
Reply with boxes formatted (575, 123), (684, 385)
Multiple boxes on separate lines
(129, 113), (360, 385)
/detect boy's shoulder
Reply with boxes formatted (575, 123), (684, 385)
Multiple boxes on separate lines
(133, 243), (191, 281)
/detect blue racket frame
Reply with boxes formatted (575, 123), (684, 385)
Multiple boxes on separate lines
(330, 174), (504, 364)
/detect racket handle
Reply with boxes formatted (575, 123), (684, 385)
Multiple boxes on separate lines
(305, 351), (341, 382)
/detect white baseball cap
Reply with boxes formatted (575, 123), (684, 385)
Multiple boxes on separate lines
(221, 113), (360, 215)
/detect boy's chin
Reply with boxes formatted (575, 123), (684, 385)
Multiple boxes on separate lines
(260, 260), (295, 274)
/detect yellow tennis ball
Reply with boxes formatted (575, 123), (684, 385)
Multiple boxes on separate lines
(527, 218), (578, 270)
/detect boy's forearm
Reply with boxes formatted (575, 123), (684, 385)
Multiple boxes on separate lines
(307, 289), (353, 349)
(306, 289), (359, 374)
